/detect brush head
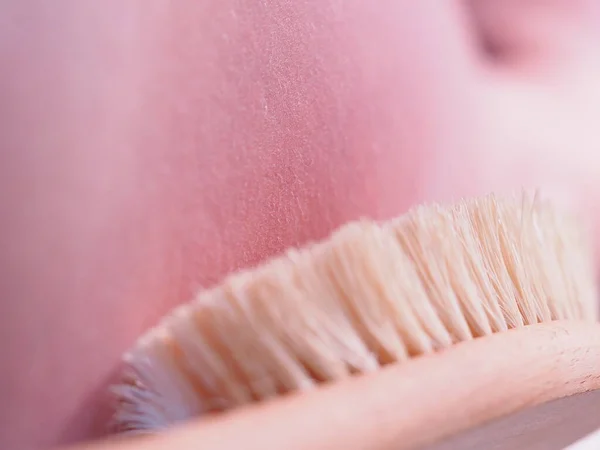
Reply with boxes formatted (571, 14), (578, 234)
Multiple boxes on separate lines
(110, 192), (598, 434)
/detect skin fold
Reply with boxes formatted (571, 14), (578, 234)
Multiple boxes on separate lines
(1, 1), (600, 448)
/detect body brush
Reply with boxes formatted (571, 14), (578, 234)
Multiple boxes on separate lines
(109, 192), (600, 449)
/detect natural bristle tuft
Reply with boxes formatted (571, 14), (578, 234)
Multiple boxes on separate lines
(110, 192), (598, 434)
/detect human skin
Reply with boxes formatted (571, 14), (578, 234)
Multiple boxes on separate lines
(1, 1), (600, 449)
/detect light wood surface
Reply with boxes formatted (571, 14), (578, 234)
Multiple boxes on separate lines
(74, 321), (600, 450)
(427, 390), (600, 449)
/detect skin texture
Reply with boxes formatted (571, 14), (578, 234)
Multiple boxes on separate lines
(0, 1), (600, 449)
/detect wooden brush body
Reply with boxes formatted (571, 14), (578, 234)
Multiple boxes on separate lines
(111, 192), (599, 448)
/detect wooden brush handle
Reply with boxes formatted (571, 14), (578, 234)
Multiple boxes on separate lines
(72, 321), (600, 450)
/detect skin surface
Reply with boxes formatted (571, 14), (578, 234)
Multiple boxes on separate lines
(1, 1), (600, 449)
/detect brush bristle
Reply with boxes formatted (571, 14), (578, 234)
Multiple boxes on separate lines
(110, 192), (598, 434)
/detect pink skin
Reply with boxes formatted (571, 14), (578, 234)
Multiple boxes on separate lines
(1, 1), (600, 448)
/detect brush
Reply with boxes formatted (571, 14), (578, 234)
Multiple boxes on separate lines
(109, 191), (599, 445)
